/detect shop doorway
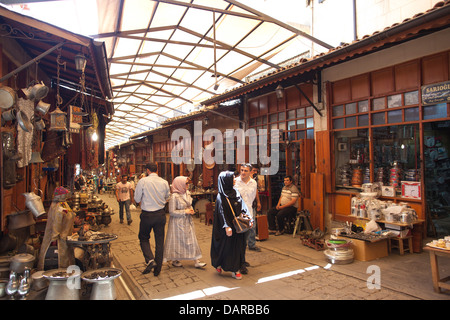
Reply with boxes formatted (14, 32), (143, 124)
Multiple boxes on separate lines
(424, 120), (450, 236)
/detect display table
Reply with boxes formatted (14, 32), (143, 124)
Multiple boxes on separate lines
(423, 246), (450, 293)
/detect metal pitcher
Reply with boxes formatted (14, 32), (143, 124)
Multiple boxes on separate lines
(23, 190), (46, 218)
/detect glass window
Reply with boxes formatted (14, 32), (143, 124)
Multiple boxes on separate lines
(306, 107), (314, 117)
(307, 129), (314, 139)
(373, 97), (385, 110)
(297, 131), (306, 140)
(372, 112), (385, 125)
(372, 125), (420, 185)
(387, 110), (402, 123)
(269, 114), (277, 123)
(288, 121), (296, 131)
(405, 107), (419, 122)
(306, 118), (314, 128)
(404, 91), (419, 105)
(388, 94), (402, 108)
(334, 129), (369, 189)
(346, 116), (357, 128)
(287, 110), (296, 119)
(423, 103), (448, 120)
(256, 117), (262, 125)
(297, 119), (305, 129)
(278, 122), (286, 130)
(333, 118), (344, 129)
(297, 108), (305, 118)
(358, 100), (369, 113)
(262, 116), (267, 124)
(333, 105), (344, 117)
(278, 112), (285, 121)
(346, 103), (357, 115)
(358, 114), (369, 126)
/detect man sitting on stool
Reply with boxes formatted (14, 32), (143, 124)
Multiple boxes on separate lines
(268, 176), (299, 236)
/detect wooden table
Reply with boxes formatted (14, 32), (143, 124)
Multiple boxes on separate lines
(423, 246), (450, 293)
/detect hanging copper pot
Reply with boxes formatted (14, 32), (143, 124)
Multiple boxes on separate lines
(0, 86), (16, 110)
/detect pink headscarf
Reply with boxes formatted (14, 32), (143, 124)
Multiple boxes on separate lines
(171, 176), (188, 194)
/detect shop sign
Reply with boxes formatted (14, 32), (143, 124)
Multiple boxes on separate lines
(421, 81), (450, 105)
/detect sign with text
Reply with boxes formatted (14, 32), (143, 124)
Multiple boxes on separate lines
(421, 81), (450, 105)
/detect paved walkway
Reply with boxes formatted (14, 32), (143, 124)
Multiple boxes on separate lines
(96, 193), (450, 301)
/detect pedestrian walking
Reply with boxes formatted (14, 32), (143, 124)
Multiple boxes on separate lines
(211, 171), (251, 280)
(115, 174), (134, 225)
(164, 176), (206, 269)
(134, 163), (170, 276)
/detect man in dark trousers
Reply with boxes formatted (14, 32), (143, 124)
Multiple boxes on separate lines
(267, 176), (299, 236)
(134, 163), (170, 276)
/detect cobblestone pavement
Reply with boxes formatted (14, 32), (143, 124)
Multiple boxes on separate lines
(97, 193), (449, 301)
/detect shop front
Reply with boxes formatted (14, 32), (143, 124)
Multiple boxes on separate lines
(327, 49), (450, 241)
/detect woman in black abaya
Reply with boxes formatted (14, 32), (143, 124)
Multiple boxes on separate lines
(210, 171), (250, 280)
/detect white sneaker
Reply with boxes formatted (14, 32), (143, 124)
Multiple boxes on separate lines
(172, 260), (182, 267)
(194, 261), (207, 268)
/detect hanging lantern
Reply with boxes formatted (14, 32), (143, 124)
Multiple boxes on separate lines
(74, 52), (87, 73)
(49, 107), (67, 131)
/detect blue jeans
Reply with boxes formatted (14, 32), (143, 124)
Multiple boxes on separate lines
(118, 199), (131, 221)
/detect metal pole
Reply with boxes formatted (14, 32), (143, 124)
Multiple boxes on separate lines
(0, 41), (65, 83)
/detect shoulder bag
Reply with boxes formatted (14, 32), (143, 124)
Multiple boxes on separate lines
(225, 197), (252, 233)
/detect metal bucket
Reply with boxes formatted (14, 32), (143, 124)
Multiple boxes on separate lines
(23, 190), (46, 218)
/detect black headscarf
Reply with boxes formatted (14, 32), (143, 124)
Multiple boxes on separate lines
(217, 171), (245, 227)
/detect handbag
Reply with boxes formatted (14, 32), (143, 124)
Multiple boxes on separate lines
(225, 197), (252, 233)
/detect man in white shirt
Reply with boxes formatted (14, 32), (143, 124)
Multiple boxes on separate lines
(235, 163), (262, 273)
(134, 163), (170, 276)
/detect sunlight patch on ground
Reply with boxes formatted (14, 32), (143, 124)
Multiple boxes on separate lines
(160, 286), (238, 300)
(256, 264), (323, 284)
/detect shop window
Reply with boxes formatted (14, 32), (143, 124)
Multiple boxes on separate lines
(345, 116), (357, 128)
(372, 112), (385, 125)
(345, 102), (357, 115)
(269, 113), (277, 123)
(287, 110), (296, 119)
(404, 91), (419, 105)
(373, 97), (385, 110)
(423, 103), (448, 120)
(387, 94), (402, 108)
(358, 100), (369, 113)
(387, 110), (402, 123)
(333, 118), (344, 129)
(405, 107), (419, 122)
(358, 114), (369, 126)
(372, 124), (420, 185)
(334, 129), (369, 189)
(297, 119), (305, 129)
(333, 105), (344, 117)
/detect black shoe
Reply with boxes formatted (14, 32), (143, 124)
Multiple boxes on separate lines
(249, 246), (261, 252)
(127, 220), (132, 225)
(243, 261), (250, 267)
(154, 268), (161, 277)
(142, 260), (157, 274)
(240, 266), (248, 274)
(120, 220), (124, 224)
